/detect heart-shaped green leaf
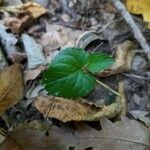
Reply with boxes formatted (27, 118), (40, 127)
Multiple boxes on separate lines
(87, 53), (114, 73)
(42, 47), (96, 98)
(42, 47), (114, 98)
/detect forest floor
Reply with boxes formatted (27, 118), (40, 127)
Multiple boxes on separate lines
(0, 0), (150, 150)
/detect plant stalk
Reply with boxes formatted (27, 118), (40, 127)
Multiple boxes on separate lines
(96, 79), (120, 96)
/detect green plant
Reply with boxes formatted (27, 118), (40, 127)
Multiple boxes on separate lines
(42, 47), (119, 98)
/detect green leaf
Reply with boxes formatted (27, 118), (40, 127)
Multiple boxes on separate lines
(87, 53), (114, 73)
(42, 47), (96, 98)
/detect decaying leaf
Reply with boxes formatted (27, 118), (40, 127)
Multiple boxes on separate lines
(24, 65), (46, 83)
(0, 64), (24, 114)
(130, 110), (150, 127)
(44, 22), (83, 48)
(35, 96), (122, 122)
(5, 12), (33, 33)
(126, 0), (150, 29)
(4, 2), (47, 33)
(4, 2), (47, 19)
(22, 34), (47, 69)
(0, 117), (149, 150)
(34, 82), (125, 122)
(0, 24), (21, 62)
(0, 131), (5, 144)
(0, 121), (62, 150)
(97, 40), (136, 77)
(0, 47), (8, 69)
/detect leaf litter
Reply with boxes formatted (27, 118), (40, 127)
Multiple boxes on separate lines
(0, 0), (150, 149)
(0, 117), (149, 150)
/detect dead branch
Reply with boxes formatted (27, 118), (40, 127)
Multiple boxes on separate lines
(111, 0), (150, 60)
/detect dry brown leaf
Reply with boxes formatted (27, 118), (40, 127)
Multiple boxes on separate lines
(0, 121), (61, 150)
(44, 22), (83, 49)
(24, 65), (46, 83)
(4, 2), (47, 33)
(5, 2), (47, 19)
(97, 40), (136, 77)
(34, 96), (122, 122)
(0, 117), (149, 150)
(0, 64), (24, 114)
(34, 82), (124, 122)
(5, 12), (33, 33)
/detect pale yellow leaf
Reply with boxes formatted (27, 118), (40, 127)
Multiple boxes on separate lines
(126, 0), (150, 29)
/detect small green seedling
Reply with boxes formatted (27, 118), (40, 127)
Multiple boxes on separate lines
(42, 47), (119, 98)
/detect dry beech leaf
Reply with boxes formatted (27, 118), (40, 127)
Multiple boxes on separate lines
(97, 40), (136, 77)
(126, 0), (150, 29)
(1, 117), (149, 150)
(0, 64), (24, 114)
(34, 82), (124, 122)
(4, 2), (47, 33)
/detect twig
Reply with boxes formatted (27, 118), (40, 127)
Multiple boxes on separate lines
(111, 0), (150, 60)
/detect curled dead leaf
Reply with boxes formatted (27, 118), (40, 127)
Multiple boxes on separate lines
(4, 2), (47, 33)
(34, 83), (124, 122)
(0, 64), (24, 114)
(34, 96), (122, 122)
(5, 12), (33, 33)
(97, 40), (136, 77)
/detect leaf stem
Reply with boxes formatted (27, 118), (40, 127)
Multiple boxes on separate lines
(96, 79), (120, 96)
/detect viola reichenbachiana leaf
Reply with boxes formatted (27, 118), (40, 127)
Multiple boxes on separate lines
(87, 53), (114, 73)
(42, 47), (114, 98)
(42, 47), (96, 98)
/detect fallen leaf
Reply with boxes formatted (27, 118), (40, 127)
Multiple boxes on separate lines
(22, 34), (47, 69)
(0, 47), (8, 69)
(45, 22), (83, 48)
(0, 121), (62, 150)
(24, 65), (46, 83)
(51, 117), (149, 150)
(0, 25), (20, 62)
(126, 0), (150, 29)
(26, 84), (45, 99)
(5, 2), (47, 19)
(4, 0), (22, 6)
(130, 110), (150, 127)
(0, 64), (24, 114)
(5, 12), (33, 33)
(4, 2), (47, 33)
(0, 132), (5, 144)
(34, 82), (124, 122)
(1, 117), (149, 150)
(97, 40), (136, 77)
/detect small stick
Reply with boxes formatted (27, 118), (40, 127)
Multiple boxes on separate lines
(96, 79), (120, 96)
(111, 0), (150, 60)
